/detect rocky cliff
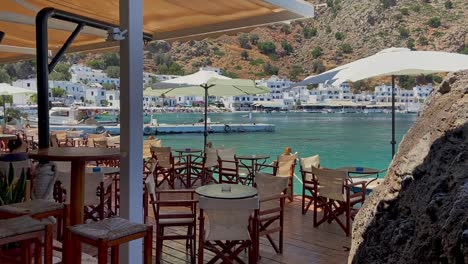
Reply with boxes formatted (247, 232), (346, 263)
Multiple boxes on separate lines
(349, 70), (468, 263)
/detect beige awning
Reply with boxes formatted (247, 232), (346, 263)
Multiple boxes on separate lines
(0, 0), (314, 63)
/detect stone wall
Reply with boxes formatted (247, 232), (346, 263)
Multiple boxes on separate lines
(349, 71), (468, 264)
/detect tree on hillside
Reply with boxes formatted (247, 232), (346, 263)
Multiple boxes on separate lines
(335, 32), (345, 40)
(87, 60), (106, 70)
(240, 50), (249, 60)
(105, 66), (120, 78)
(263, 62), (279, 75)
(101, 53), (120, 67)
(311, 47), (323, 59)
(51, 87), (66, 98)
(238, 34), (250, 49)
(0, 68), (11, 83)
(49, 63), (71, 81)
(289, 65), (304, 81)
(29, 94), (38, 104)
(312, 59), (326, 73)
(102, 83), (117, 90)
(146, 41), (171, 53)
(427, 17), (441, 28)
(249, 34), (259, 45)
(303, 26), (317, 39)
(258, 42), (276, 55)
(281, 41), (294, 55)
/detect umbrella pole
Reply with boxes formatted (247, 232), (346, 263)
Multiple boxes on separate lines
(391, 75), (396, 157)
(203, 85), (208, 149)
(2, 95), (5, 126)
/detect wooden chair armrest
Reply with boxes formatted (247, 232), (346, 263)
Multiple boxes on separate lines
(155, 189), (196, 194)
(151, 199), (198, 206)
(346, 181), (367, 187)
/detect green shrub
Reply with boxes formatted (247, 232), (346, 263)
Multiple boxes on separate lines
(400, 8), (409, 16)
(281, 25), (291, 34)
(335, 32), (345, 40)
(213, 50), (225, 56)
(240, 50), (249, 60)
(238, 34), (250, 49)
(406, 38), (415, 50)
(444, 0), (453, 9)
(289, 65), (304, 81)
(234, 65), (242, 70)
(311, 47), (323, 59)
(427, 17), (441, 28)
(312, 60), (326, 73)
(303, 27), (317, 39)
(410, 5), (420, 13)
(399, 27), (410, 39)
(460, 46), (468, 55)
(258, 42), (276, 55)
(432, 31), (445, 38)
(249, 34), (259, 45)
(418, 36), (429, 46)
(263, 62), (279, 75)
(249, 59), (265, 66)
(281, 41), (294, 55)
(380, 0), (396, 9)
(325, 26), (332, 34)
(339, 43), (353, 54)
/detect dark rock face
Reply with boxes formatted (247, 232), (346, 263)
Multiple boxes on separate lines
(349, 71), (468, 264)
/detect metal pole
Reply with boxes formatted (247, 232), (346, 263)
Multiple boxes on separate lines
(36, 8), (54, 149)
(48, 24), (84, 73)
(0, 31), (4, 43)
(204, 85), (208, 148)
(119, 0), (143, 262)
(391, 75), (396, 157)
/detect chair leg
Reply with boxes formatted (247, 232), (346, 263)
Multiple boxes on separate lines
(20, 240), (32, 264)
(34, 238), (42, 264)
(302, 188), (306, 214)
(44, 224), (53, 264)
(144, 226), (153, 264)
(111, 246), (119, 264)
(97, 242), (108, 264)
(155, 227), (164, 264)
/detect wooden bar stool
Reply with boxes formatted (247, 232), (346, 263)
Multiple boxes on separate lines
(0, 216), (53, 264)
(69, 217), (153, 264)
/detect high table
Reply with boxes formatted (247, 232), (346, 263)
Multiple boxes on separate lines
(336, 166), (386, 186)
(237, 154), (270, 185)
(173, 148), (202, 188)
(29, 147), (121, 264)
(195, 184), (258, 199)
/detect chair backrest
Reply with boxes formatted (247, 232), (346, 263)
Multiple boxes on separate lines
(199, 196), (259, 241)
(86, 133), (107, 147)
(143, 139), (161, 158)
(277, 152), (298, 177)
(311, 167), (347, 202)
(50, 134), (60, 148)
(300, 155), (320, 181)
(106, 135), (120, 147)
(144, 173), (156, 198)
(204, 147), (218, 168)
(66, 130), (84, 138)
(255, 172), (289, 211)
(153, 147), (172, 168)
(93, 139), (108, 148)
(51, 131), (67, 141)
(217, 148), (236, 170)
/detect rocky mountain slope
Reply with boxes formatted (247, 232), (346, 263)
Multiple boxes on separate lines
(349, 70), (468, 263)
(140, 0), (467, 82)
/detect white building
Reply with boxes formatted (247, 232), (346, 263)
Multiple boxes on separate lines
(84, 83), (107, 106)
(105, 90), (120, 107)
(413, 84), (432, 101)
(255, 75), (292, 100)
(49, 81), (86, 102)
(70, 64), (120, 87)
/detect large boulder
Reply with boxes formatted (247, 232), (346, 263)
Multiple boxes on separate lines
(349, 71), (468, 264)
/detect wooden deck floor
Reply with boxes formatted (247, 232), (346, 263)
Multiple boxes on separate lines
(148, 196), (350, 264)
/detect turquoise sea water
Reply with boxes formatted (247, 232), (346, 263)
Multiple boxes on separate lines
(149, 112), (417, 194)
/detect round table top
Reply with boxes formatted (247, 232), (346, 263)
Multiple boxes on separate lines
(237, 154), (270, 160)
(28, 147), (122, 162)
(0, 134), (17, 140)
(85, 166), (120, 175)
(173, 148), (202, 154)
(195, 184), (258, 199)
(336, 167), (382, 174)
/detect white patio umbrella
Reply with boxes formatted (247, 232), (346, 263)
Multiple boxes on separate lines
(144, 70), (269, 147)
(295, 48), (468, 156)
(0, 83), (37, 124)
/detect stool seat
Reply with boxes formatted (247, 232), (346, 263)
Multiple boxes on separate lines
(0, 199), (64, 216)
(0, 215), (50, 238)
(70, 217), (148, 241)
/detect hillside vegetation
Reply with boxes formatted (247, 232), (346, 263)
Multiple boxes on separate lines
(1, 0), (467, 89)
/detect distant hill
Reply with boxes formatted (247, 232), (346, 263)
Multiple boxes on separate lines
(1, 0), (466, 89)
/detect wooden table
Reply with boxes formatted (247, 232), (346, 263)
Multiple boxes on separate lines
(195, 184), (258, 199)
(336, 166), (386, 186)
(173, 148), (202, 188)
(29, 147), (121, 264)
(237, 154), (270, 185)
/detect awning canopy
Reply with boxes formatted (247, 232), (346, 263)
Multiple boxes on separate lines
(0, 0), (314, 63)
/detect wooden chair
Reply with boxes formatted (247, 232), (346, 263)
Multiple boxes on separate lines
(311, 167), (366, 236)
(54, 163), (113, 221)
(0, 216), (54, 264)
(217, 148), (249, 185)
(49, 134), (62, 148)
(145, 175), (197, 264)
(258, 153), (298, 201)
(198, 196), (259, 264)
(254, 172), (289, 255)
(190, 147), (219, 186)
(153, 147), (187, 188)
(85, 133), (107, 147)
(299, 155), (320, 215)
(69, 217), (152, 264)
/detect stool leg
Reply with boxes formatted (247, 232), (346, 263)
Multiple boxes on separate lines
(111, 246), (119, 264)
(34, 238), (42, 264)
(44, 224), (53, 264)
(144, 226), (153, 264)
(97, 241), (108, 264)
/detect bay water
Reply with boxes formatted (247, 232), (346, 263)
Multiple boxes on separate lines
(150, 112), (417, 194)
